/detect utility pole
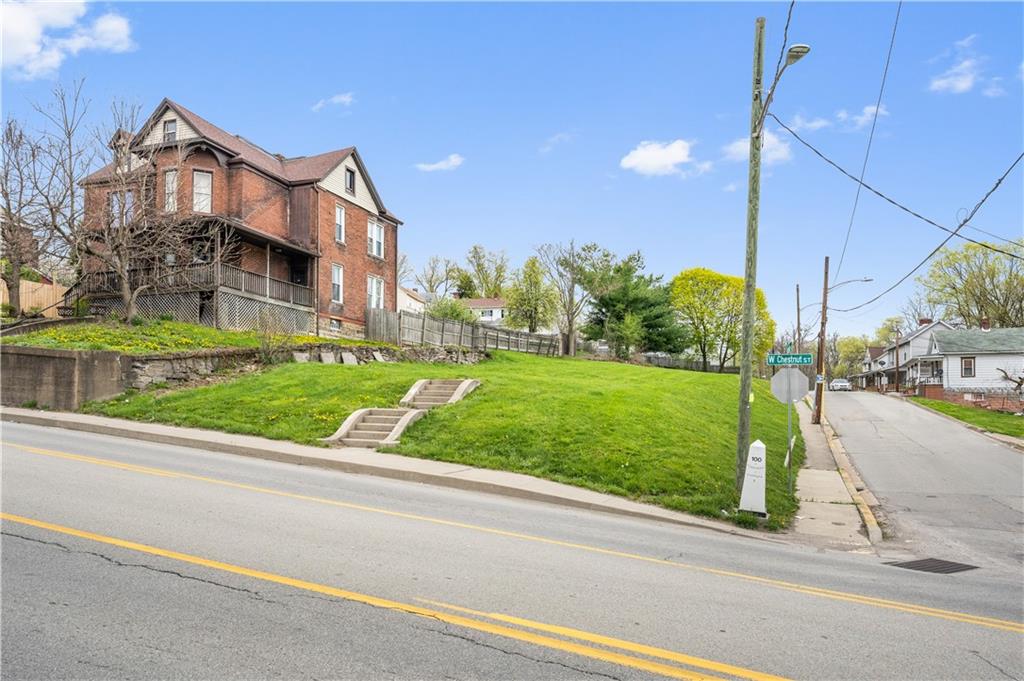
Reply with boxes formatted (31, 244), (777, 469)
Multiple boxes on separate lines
(812, 256), (829, 425)
(734, 17), (766, 490)
(795, 284), (801, 353)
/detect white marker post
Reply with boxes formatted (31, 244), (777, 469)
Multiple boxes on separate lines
(739, 440), (767, 517)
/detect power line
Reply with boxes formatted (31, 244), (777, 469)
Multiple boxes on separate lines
(771, 0), (797, 86)
(769, 112), (1024, 260)
(830, 150), (1024, 313)
(834, 1), (903, 280)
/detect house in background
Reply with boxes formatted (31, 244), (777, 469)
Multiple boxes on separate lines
(76, 98), (402, 336)
(398, 286), (426, 314)
(920, 325), (1024, 412)
(853, 319), (954, 390)
(461, 297), (507, 325)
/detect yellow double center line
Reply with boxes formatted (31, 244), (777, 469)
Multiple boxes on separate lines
(4, 441), (1022, 634)
(1, 512), (780, 681)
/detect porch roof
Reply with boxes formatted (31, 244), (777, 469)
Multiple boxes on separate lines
(215, 216), (318, 257)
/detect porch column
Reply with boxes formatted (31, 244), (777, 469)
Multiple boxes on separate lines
(265, 243), (270, 299)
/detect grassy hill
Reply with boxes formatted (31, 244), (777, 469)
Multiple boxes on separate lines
(88, 352), (804, 528)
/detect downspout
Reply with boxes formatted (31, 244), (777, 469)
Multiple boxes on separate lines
(314, 184), (321, 336)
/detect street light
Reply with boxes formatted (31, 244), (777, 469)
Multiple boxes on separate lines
(735, 16), (811, 491)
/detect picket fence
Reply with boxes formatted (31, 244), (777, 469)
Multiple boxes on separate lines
(366, 308), (560, 356)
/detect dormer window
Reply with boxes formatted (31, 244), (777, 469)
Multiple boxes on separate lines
(163, 119), (177, 143)
(345, 168), (355, 193)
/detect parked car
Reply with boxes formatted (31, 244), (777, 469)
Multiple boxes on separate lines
(830, 378), (852, 391)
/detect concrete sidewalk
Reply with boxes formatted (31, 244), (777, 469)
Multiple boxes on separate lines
(1, 407), (774, 542)
(788, 401), (873, 551)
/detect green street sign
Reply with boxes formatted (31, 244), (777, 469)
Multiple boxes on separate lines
(767, 353), (813, 366)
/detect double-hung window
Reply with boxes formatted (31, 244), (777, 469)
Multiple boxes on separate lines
(345, 168), (356, 193)
(961, 357), (976, 378)
(163, 119), (177, 142)
(331, 264), (344, 303)
(367, 219), (384, 259)
(164, 169), (178, 212)
(192, 170), (212, 212)
(109, 190), (134, 228)
(367, 275), (384, 309)
(334, 204), (345, 243)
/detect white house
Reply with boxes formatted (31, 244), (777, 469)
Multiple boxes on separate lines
(853, 319), (954, 390)
(460, 297), (507, 325)
(398, 286), (426, 314)
(922, 327), (1024, 406)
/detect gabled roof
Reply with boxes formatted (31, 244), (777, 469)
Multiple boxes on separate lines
(84, 98), (399, 221)
(460, 297), (505, 309)
(883, 319), (954, 352)
(400, 286), (426, 303)
(931, 328), (1024, 355)
(866, 346), (885, 360)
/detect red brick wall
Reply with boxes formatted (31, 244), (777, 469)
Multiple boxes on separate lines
(936, 389), (1023, 413)
(314, 187), (397, 330)
(226, 166), (290, 241)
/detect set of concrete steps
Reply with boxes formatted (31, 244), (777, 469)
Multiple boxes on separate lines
(322, 378), (480, 449)
(402, 379), (466, 409)
(336, 408), (411, 449)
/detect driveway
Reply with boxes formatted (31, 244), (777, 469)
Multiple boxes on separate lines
(825, 391), (1023, 572)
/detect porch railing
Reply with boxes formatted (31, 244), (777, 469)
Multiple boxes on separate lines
(73, 263), (313, 309)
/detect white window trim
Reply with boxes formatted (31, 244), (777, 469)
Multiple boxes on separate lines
(335, 203), (346, 243)
(164, 169), (177, 212)
(367, 275), (385, 310)
(345, 167), (356, 194)
(367, 219), (385, 259)
(164, 119), (177, 142)
(331, 264), (344, 303)
(192, 170), (212, 213)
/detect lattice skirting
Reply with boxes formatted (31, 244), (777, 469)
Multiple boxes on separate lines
(216, 291), (315, 335)
(95, 292), (203, 323)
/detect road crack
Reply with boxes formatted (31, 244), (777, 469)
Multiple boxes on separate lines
(969, 650), (1019, 681)
(2, 531), (283, 606)
(414, 623), (623, 680)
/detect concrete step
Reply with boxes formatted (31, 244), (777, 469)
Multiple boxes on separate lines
(340, 437), (386, 448)
(426, 379), (464, 385)
(412, 399), (449, 407)
(419, 391), (454, 399)
(366, 408), (410, 417)
(356, 422), (394, 433)
(348, 429), (389, 441)
(363, 415), (402, 426)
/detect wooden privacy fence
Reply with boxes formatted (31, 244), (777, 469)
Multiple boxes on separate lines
(0, 280), (68, 318)
(366, 308), (560, 356)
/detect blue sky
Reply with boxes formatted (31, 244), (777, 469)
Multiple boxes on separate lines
(4, 1), (1022, 337)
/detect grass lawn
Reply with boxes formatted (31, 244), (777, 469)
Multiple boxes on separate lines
(910, 397), (1024, 438)
(86, 352), (804, 528)
(1, 319), (388, 355)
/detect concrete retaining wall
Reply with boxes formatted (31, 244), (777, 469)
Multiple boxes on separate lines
(0, 345), (124, 411)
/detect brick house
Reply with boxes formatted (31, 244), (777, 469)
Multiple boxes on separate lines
(77, 98), (401, 336)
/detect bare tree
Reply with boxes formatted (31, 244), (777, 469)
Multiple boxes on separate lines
(901, 288), (949, 329)
(414, 255), (457, 299)
(465, 244), (508, 298)
(537, 241), (615, 355)
(397, 253), (414, 287)
(0, 120), (45, 317)
(44, 97), (226, 321)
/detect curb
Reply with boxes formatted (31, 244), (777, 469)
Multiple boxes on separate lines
(818, 414), (884, 545)
(0, 408), (772, 542)
(899, 396), (1024, 454)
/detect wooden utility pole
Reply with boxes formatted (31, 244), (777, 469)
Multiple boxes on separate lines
(812, 256), (829, 425)
(734, 17), (766, 490)
(894, 327), (901, 394)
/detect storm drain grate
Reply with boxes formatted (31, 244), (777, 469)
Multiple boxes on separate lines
(886, 558), (979, 574)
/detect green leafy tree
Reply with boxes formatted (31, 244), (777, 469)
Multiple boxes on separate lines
(504, 257), (558, 333)
(584, 256), (688, 354)
(607, 311), (645, 360)
(536, 241), (618, 355)
(452, 267), (479, 299)
(426, 297), (475, 323)
(834, 335), (869, 378)
(465, 245), (508, 298)
(873, 316), (904, 346)
(670, 268), (774, 372)
(918, 242), (1024, 328)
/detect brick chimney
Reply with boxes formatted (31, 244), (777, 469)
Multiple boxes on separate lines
(980, 317), (991, 331)
(918, 317), (932, 327)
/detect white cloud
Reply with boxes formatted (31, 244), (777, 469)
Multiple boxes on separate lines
(790, 114), (831, 132)
(982, 77), (1006, 98)
(954, 34), (977, 49)
(2, 1), (134, 80)
(835, 109), (849, 122)
(619, 139), (695, 176)
(722, 130), (791, 166)
(311, 93), (355, 112)
(722, 182), (738, 193)
(930, 58), (981, 94)
(850, 104), (889, 130)
(539, 131), (574, 154)
(415, 153), (464, 172)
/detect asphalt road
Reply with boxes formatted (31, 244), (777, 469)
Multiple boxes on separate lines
(824, 392), (1024, 571)
(2, 422), (1022, 680)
